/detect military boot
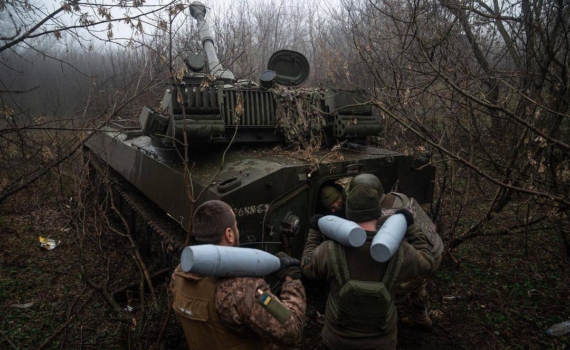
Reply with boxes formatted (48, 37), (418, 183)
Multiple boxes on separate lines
(402, 285), (432, 328)
(401, 314), (433, 328)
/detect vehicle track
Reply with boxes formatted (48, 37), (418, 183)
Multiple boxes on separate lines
(85, 149), (186, 268)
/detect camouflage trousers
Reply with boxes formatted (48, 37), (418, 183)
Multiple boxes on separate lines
(399, 254), (443, 313)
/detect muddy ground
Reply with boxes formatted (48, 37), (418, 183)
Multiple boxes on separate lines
(1, 189), (569, 349)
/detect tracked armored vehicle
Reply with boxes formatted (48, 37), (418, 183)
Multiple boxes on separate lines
(84, 1), (435, 268)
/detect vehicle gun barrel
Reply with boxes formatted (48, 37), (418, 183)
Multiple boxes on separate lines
(189, 1), (234, 80)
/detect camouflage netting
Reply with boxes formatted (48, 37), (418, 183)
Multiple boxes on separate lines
(271, 86), (326, 152)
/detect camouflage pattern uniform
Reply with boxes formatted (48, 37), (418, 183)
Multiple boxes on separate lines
(172, 264), (306, 350)
(301, 217), (435, 350)
(381, 192), (443, 325)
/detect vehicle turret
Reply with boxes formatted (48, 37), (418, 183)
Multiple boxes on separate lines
(138, 2), (383, 149)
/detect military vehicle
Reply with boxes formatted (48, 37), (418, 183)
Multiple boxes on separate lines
(83, 1), (435, 268)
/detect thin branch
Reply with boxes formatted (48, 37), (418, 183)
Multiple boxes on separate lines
(0, 6), (65, 53)
(0, 86), (40, 94)
(371, 100), (570, 207)
(416, 38), (570, 151)
(0, 330), (18, 350)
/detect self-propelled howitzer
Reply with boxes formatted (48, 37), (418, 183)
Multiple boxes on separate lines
(83, 1), (435, 268)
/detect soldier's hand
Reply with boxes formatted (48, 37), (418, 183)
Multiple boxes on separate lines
(274, 266), (302, 281)
(277, 252), (300, 268)
(309, 214), (324, 230)
(273, 252), (302, 281)
(396, 209), (414, 227)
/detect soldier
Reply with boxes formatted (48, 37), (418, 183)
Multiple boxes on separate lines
(301, 184), (436, 350)
(319, 182), (346, 218)
(348, 174), (444, 328)
(171, 200), (306, 350)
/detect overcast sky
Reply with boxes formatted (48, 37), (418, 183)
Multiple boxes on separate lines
(24, 0), (340, 50)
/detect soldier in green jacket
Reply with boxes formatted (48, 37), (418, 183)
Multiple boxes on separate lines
(171, 200), (306, 350)
(319, 182), (346, 218)
(349, 174), (444, 328)
(301, 185), (436, 350)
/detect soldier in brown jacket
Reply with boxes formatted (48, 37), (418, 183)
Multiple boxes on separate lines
(301, 185), (436, 350)
(349, 174), (444, 328)
(171, 200), (306, 350)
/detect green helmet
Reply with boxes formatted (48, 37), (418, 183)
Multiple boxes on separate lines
(345, 185), (381, 222)
(319, 186), (342, 209)
(348, 174), (385, 202)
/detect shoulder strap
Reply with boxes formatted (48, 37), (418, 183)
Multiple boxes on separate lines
(389, 192), (409, 208)
(207, 276), (220, 284)
(382, 246), (404, 290)
(328, 240), (350, 286)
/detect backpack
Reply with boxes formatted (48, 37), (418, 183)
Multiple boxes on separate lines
(327, 241), (403, 332)
(383, 192), (438, 247)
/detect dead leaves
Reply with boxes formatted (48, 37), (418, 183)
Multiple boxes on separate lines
(272, 86), (325, 155)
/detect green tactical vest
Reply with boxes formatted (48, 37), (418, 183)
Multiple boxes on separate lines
(172, 270), (270, 350)
(327, 240), (403, 332)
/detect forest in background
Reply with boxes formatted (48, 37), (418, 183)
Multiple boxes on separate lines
(1, 0), (569, 348)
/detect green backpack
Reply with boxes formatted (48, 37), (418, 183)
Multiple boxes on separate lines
(327, 241), (403, 332)
(382, 192), (438, 247)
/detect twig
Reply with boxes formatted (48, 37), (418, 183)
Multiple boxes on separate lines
(482, 327), (504, 348)
(447, 251), (462, 267)
(0, 73), (161, 205)
(83, 274), (130, 323)
(136, 257), (145, 339)
(0, 6), (65, 53)
(0, 330), (18, 350)
(112, 268), (169, 295)
(500, 272), (518, 310)
(37, 287), (93, 350)
(449, 215), (549, 249)
(36, 318), (75, 350)
(152, 303), (173, 350)
(132, 248), (157, 304)
(60, 286), (89, 350)
(106, 191), (158, 304)
(370, 98), (570, 207)
(183, 96), (242, 246)
(0, 86), (39, 94)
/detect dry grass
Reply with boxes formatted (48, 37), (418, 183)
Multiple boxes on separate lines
(0, 182), (178, 350)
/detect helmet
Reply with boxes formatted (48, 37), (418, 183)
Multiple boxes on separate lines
(319, 186), (342, 209)
(348, 174), (385, 202)
(345, 185), (381, 222)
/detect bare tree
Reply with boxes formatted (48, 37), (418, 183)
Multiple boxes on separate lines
(328, 0), (570, 253)
(0, 0), (188, 205)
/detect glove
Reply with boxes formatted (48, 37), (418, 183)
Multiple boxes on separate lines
(309, 214), (324, 230)
(273, 252), (302, 281)
(395, 209), (414, 227)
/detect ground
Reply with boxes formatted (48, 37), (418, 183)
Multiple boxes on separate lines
(1, 187), (569, 349)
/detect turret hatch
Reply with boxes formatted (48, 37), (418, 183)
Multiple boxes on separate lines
(267, 50), (310, 87)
